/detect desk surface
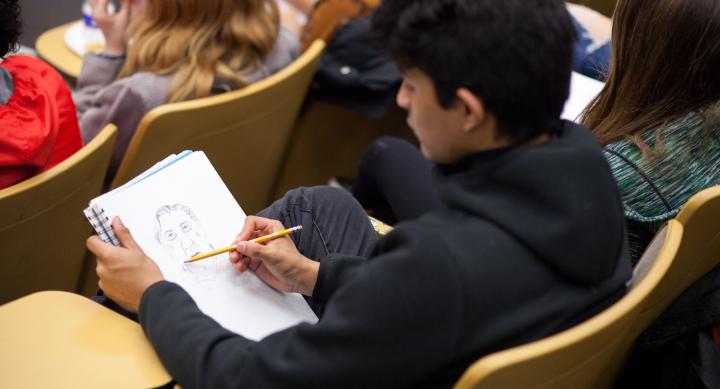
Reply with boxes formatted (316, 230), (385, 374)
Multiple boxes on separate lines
(35, 21), (82, 78)
(0, 291), (171, 389)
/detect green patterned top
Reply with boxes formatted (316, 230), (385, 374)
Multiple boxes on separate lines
(604, 105), (720, 260)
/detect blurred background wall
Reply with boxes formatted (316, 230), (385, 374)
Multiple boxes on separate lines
(19, 0), (79, 47)
(18, 0), (617, 48)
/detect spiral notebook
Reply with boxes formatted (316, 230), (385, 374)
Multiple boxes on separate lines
(84, 151), (318, 340)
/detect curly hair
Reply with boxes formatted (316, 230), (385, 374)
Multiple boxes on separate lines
(0, 0), (21, 58)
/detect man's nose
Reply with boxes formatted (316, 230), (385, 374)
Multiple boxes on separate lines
(396, 82), (410, 109)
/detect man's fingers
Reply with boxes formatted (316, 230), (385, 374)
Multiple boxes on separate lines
(240, 256), (252, 272)
(247, 256), (264, 272)
(112, 217), (139, 250)
(86, 235), (114, 260)
(238, 216), (263, 242)
(86, 235), (102, 253)
(236, 241), (268, 260)
(235, 229), (254, 243)
(238, 216), (288, 244)
(234, 259), (245, 272)
(237, 256), (262, 273)
(228, 250), (241, 264)
(269, 219), (287, 233)
(245, 216), (284, 235)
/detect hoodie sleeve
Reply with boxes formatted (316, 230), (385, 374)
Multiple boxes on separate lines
(311, 253), (366, 306)
(139, 227), (464, 389)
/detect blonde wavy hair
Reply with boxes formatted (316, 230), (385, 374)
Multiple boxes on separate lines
(118, 0), (280, 103)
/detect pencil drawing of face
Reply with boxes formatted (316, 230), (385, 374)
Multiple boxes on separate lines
(155, 204), (217, 281)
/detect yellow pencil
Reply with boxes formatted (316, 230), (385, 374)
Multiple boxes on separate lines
(184, 225), (303, 263)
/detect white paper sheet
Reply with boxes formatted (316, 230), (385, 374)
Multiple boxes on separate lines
(562, 71), (605, 123)
(93, 151), (318, 340)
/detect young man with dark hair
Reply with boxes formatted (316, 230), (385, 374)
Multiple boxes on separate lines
(87, 0), (632, 387)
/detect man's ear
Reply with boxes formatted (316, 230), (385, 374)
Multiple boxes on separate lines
(456, 88), (486, 133)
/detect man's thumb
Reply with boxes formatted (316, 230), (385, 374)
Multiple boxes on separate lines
(112, 217), (138, 249)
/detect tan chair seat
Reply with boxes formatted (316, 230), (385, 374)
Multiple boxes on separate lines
(0, 291), (170, 388)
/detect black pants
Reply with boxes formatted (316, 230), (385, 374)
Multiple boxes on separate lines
(352, 136), (439, 225)
(259, 186), (377, 260)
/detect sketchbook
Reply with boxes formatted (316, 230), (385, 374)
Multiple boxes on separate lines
(84, 151), (318, 340)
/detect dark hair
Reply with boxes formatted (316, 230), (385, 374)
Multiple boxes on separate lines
(582, 0), (720, 148)
(0, 0), (21, 58)
(372, 0), (576, 143)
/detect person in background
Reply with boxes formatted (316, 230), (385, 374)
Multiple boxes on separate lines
(583, 2), (720, 384)
(288, 0), (612, 69)
(286, 0), (379, 51)
(74, 0), (300, 182)
(581, 0), (720, 261)
(567, 2), (611, 81)
(0, 0), (82, 190)
(87, 0), (631, 387)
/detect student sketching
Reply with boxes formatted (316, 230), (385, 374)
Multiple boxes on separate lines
(73, 0), (300, 183)
(347, 0), (720, 384)
(87, 1), (632, 387)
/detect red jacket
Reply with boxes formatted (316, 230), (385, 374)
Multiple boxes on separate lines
(0, 55), (83, 189)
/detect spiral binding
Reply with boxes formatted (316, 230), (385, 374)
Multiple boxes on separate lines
(83, 205), (120, 246)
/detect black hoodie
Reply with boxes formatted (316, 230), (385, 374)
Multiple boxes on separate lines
(139, 121), (632, 388)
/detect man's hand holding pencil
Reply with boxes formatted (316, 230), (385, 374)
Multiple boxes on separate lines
(229, 216), (319, 297)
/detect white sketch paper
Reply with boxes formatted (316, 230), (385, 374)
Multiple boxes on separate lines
(91, 151), (318, 340)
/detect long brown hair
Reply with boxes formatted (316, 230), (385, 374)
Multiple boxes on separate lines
(581, 0), (720, 148)
(118, 0), (279, 103)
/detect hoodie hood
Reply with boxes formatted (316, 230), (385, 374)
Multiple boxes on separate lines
(434, 121), (628, 285)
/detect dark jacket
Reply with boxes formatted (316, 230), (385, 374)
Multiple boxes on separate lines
(618, 266), (720, 389)
(309, 17), (401, 118)
(139, 121), (632, 388)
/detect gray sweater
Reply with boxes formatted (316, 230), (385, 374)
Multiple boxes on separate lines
(74, 27), (300, 182)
